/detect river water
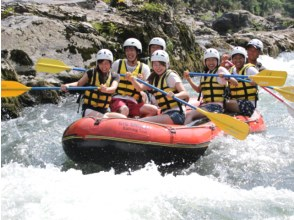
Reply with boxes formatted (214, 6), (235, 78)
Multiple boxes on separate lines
(2, 53), (294, 219)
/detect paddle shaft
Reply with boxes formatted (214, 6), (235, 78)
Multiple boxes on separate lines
(189, 72), (252, 79)
(4, 86), (98, 91)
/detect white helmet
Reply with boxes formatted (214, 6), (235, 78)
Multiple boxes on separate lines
(231, 46), (247, 60)
(246, 39), (263, 51)
(151, 50), (169, 67)
(149, 37), (166, 51)
(96, 49), (113, 63)
(123, 38), (142, 54)
(204, 48), (220, 65)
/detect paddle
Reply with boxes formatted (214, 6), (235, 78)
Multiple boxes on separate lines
(1, 81), (98, 98)
(262, 86), (294, 118)
(121, 74), (250, 140)
(35, 58), (87, 73)
(236, 78), (294, 102)
(189, 69), (287, 86)
(270, 86), (294, 102)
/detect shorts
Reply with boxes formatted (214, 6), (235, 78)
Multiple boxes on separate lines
(237, 100), (255, 117)
(201, 104), (224, 113)
(110, 98), (144, 117)
(164, 110), (185, 125)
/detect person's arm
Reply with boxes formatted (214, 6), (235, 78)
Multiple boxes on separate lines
(217, 66), (238, 86)
(61, 72), (89, 91)
(171, 82), (189, 100)
(183, 70), (201, 93)
(100, 73), (120, 94)
(141, 63), (151, 80)
(125, 72), (149, 91)
(166, 72), (189, 100)
(246, 67), (259, 86)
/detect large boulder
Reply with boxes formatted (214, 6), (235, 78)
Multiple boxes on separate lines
(212, 10), (272, 35)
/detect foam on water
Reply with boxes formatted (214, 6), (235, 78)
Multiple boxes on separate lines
(2, 163), (294, 220)
(2, 53), (294, 219)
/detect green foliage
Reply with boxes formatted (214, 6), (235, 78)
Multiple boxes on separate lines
(92, 22), (123, 37)
(200, 13), (214, 21)
(2, 6), (14, 18)
(140, 2), (166, 14)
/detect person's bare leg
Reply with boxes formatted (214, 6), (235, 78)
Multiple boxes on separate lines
(103, 112), (127, 119)
(140, 114), (174, 124)
(184, 109), (204, 124)
(140, 104), (158, 117)
(225, 100), (240, 113)
(85, 110), (103, 118)
(119, 105), (129, 117)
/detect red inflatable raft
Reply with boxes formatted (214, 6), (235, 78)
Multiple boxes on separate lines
(62, 110), (266, 168)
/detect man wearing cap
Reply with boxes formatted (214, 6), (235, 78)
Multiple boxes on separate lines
(246, 39), (266, 71)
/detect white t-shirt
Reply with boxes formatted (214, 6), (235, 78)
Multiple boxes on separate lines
(111, 59), (151, 103)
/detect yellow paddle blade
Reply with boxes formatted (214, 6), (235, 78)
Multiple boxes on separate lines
(35, 58), (71, 73)
(1, 81), (31, 97)
(197, 108), (250, 140)
(250, 70), (287, 86)
(273, 86), (294, 102)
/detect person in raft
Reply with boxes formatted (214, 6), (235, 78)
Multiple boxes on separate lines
(61, 49), (126, 118)
(141, 37), (167, 70)
(183, 48), (238, 124)
(225, 46), (259, 117)
(125, 50), (189, 125)
(246, 38), (266, 71)
(140, 37), (167, 105)
(110, 38), (158, 118)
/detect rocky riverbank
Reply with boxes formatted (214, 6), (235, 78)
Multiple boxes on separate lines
(1, 0), (294, 119)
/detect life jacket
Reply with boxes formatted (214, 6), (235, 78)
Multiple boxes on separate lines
(115, 59), (143, 102)
(83, 68), (113, 111)
(140, 57), (152, 70)
(229, 63), (258, 101)
(200, 68), (225, 103)
(151, 69), (182, 112)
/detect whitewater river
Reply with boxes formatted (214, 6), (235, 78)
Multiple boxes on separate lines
(2, 53), (294, 219)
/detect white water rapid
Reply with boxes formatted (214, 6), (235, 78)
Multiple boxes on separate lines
(1, 52), (294, 219)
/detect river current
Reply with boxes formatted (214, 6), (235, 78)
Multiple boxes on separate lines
(1, 53), (294, 219)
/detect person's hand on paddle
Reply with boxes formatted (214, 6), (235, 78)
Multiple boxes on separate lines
(166, 91), (175, 98)
(100, 84), (108, 93)
(219, 71), (238, 86)
(125, 72), (134, 82)
(183, 70), (190, 80)
(61, 84), (69, 92)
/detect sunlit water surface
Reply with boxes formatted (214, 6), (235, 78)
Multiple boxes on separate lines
(2, 53), (294, 219)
